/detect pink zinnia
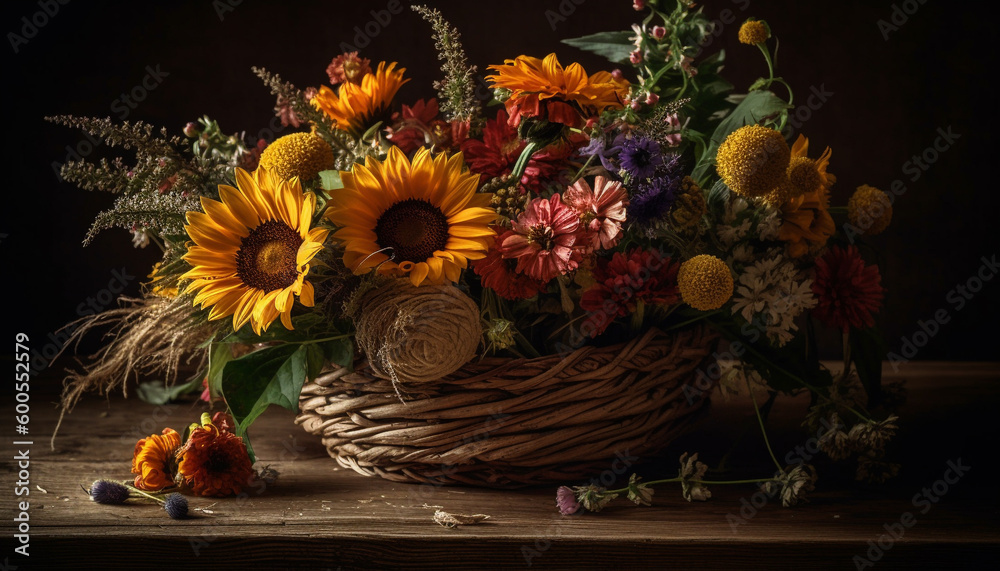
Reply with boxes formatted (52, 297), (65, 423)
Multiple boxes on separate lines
(326, 52), (371, 85)
(811, 245), (885, 332)
(501, 194), (583, 281)
(563, 175), (629, 252)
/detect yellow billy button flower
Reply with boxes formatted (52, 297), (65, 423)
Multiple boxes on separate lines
(848, 184), (893, 236)
(678, 255), (734, 311)
(738, 19), (770, 45)
(716, 125), (790, 199)
(258, 132), (335, 182)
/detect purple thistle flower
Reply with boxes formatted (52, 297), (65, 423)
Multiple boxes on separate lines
(556, 486), (582, 515)
(627, 153), (684, 226)
(163, 493), (189, 519)
(619, 136), (662, 181)
(89, 480), (131, 505)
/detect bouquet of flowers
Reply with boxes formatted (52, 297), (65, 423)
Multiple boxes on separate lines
(54, 2), (900, 502)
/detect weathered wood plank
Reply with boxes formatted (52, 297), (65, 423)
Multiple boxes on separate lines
(3, 362), (998, 568)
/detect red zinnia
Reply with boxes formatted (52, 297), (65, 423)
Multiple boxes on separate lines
(811, 245), (885, 332)
(580, 248), (680, 336)
(472, 231), (548, 300)
(387, 98), (468, 154)
(461, 109), (568, 193)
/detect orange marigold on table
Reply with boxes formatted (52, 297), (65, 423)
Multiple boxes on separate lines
(176, 413), (255, 497)
(486, 53), (629, 129)
(131, 428), (181, 491)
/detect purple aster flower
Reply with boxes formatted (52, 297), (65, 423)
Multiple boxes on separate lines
(556, 486), (582, 515)
(627, 154), (684, 226)
(619, 136), (662, 181)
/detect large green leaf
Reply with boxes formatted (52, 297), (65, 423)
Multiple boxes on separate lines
(691, 90), (792, 183)
(850, 326), (887, 406)
(562, 31), (635, 65)
(221, 343), (311, 461)
(206, 341), (234, 399)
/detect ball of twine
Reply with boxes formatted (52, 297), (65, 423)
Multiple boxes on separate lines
(353, 279), (481, 385)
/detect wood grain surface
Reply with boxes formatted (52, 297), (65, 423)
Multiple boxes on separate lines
(2, 362), (998, 570)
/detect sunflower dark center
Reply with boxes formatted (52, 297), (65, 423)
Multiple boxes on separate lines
(374, 199), (450, 263)
(235, 220), (303, 291)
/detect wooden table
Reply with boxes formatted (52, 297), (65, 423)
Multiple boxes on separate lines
(4, 362), (998, 569)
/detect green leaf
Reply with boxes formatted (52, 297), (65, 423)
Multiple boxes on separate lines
(850, 326), (887, 406)
(206, 341), (234, 399)
(318, 170), (343, 191)
(319, 337), (354, 371)
(221, 344), (311, 460)
(561, 31), (635, 65)
(136, 376), (202, 405)
(691, 90), (793, 182)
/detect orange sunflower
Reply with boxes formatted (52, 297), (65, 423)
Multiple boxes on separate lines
(325, 146), (497, 286)
(181, 167), (329, 334)
(312, 61), (408, 135)
(131, 428), (181, 491)
(487, 53), (629, 128)
(176, 414), (254, 497)
(779, 135), (835, 258)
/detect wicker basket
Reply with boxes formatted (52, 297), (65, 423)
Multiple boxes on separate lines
(295, 326), (718, 488)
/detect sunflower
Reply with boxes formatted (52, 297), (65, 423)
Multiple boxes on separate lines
(325, 146), (497, 287)
(312, 61), (408, 135)
(181, 167), (329, 334)
(486, 53), (629, 128)
(778, 135), (835, 258)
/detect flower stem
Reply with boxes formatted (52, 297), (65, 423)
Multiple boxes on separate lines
(747, 377), (783, 472)
(510, 141), (539, 182)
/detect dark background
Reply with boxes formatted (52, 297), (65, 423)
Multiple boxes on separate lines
(2, 0), (996, 394)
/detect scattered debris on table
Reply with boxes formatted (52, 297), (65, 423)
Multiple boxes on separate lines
(432, 510), (491, 528)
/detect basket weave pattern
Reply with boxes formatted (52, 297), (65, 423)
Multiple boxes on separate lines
(296, 326), (718, 487)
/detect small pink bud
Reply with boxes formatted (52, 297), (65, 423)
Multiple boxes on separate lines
(630, 100), (642, 111)
(645, 92), (659, 105)
(611, 69), (624, 81)
(652, 26), (666, 40)
(666, 133), (682, 146)
(183, 122), (199, 138)
(633, 0), (646, 10)
(630, 50), (643, 64)
(666, 113), (681, 128)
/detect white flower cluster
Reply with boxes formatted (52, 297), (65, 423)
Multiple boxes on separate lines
(715, 197), (816, 346)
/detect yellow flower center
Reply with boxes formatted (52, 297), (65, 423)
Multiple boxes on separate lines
(374, 199), (450, 263)
(236, 220), (303, 291)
